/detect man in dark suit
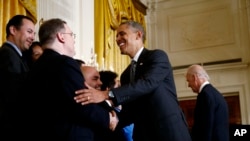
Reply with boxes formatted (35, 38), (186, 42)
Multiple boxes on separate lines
(21, 18), (118, 141)
(0, 15), (35, 140)
(75, 21), (191, 141)
(186, 64), (229, 141)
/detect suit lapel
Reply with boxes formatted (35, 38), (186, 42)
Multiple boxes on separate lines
(3, 43), (29, 71)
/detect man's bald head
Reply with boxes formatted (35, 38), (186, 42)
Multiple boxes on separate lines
(80, 66), (102, 90)
(186, 64), (210, 93)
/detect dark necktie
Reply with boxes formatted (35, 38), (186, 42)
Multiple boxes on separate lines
(130, 60), (136, 83)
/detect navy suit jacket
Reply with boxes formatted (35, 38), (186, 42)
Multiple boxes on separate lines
(192, 84), (229, 141)
(21, 49), (111, 141)
(0, 42), (29, 140)
(112, 48), (192, 141)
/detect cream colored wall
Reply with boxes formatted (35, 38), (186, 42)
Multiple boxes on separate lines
(36, 0), (94, 62)
(146, 0), (250, 124)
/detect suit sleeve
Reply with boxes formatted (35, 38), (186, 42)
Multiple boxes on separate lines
(112, 49), (174, 105)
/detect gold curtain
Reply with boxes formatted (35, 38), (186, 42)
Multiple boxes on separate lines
(0, 0), (37, 45)
(94, 0), (146, 76)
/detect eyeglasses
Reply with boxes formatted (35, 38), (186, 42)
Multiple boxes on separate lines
(61, 32), (76, 39)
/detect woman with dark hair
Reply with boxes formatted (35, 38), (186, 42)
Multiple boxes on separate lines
(23, 41), (43, 68)
(99, 70), (120, 90)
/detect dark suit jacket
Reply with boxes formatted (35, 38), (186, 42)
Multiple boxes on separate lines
(191, 84), (229, 141)
(112, 48), (192, 141)
(21, 49), (111, 141)
(0, 42), (29, 140)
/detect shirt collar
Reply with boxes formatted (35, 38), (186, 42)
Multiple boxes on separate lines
(199, 81), (210, 93)
(6, 41), (22, 57)
(132, 47), (144, 62)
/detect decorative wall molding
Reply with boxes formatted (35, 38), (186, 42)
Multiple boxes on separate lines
(146, 0), (250, 124)
(132, 0), (148, 15)
(168, 6), (234, 52)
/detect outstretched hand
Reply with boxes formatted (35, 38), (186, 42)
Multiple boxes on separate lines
(74, 82), (109, 105)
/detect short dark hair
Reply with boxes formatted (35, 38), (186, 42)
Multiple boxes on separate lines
(6, 15), (34, 38)
(120, 20), (146, 43)
(99, 70), (118, 90)
(39, 18), (66, 46)
(30, 41), (41, 49)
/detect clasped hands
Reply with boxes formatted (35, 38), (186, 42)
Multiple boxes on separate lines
(74, 83), (118, 131)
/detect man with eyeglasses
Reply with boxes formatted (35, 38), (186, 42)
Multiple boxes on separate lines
(62, 32), (76, 39)
(20, 18), (118, 141)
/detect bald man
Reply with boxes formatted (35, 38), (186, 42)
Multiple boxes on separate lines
(80, 66), (103, 90)
(186, 64), (229, 141)
(79, 65), (121, 141)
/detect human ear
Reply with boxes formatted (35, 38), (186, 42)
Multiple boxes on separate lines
(57, 32), (65, 43)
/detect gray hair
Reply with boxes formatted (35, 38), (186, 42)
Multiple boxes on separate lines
(187, 64), (210, 80)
